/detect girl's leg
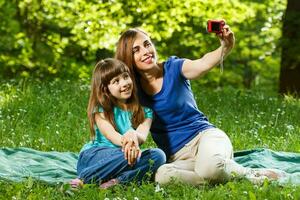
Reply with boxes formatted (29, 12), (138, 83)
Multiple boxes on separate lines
(116, 148), (166, 184)
(77, 147), (130, 184)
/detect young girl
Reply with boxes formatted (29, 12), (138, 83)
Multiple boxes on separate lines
(71, 58), (166, 189)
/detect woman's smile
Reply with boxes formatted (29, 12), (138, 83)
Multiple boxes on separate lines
(142, 54), (154, 64)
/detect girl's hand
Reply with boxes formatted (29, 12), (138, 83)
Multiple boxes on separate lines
(123, 142), (141, 166)
(217, 24), (235, 53)
(122, 130), (139, 150)
(122, 130), (141, 165)
(127, 144), (141, 166)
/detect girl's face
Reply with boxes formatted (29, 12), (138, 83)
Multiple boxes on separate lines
(132, 32), (157, 71)
(107, 72), (133, 103)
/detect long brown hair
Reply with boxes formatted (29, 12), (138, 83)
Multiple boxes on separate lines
(87, 58), (145, 140)
(115, 28), (149, 73)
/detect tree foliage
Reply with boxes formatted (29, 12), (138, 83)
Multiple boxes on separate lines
(0, 0), (286, 88)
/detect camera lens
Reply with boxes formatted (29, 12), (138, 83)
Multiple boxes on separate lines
(211, 22), (220, 32)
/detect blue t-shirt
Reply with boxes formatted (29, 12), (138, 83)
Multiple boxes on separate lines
(138, 56), (215, 157)
(80, 106), (153, 152)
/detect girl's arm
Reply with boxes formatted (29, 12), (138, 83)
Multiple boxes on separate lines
(122, 117), (152, 146)
(95, 113), (123, 146)
(122, 118), (152, 165)
(182, 25), (235, 80)
(135, 118), (152, 144)
(96, 112), (147, 166)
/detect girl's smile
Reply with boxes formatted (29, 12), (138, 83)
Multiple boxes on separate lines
(108, 72), (133, 103)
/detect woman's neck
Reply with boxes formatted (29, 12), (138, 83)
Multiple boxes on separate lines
(138, 63), (163, 84)
(138, 63), (164, 96)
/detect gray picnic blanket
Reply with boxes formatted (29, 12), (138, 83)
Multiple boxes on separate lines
(0, 147), (299, 185)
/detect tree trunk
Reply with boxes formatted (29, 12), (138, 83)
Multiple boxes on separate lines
(279, 0), (300, 96)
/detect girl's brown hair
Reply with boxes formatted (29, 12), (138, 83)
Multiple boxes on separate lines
(87, 58), (145, 140)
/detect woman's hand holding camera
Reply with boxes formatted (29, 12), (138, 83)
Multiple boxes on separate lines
(218, 24), (235, 55)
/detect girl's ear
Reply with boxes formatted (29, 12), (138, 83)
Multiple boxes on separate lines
(104, 86), (110, 95)
(101, 85), (111, 100)
(100, 85), (107, 93)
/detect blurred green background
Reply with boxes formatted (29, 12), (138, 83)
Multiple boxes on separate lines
(1, 2), (300, 198)
(0, 0), (289, 90)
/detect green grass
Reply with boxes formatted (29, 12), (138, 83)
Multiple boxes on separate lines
(0, 79), (299, 199)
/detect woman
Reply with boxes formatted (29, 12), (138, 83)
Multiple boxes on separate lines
(115, 26), (283, 185)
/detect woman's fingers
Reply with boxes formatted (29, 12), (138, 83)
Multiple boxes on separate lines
(217, 25), (235, 49)
(223, 24), (230, 32)
(224, 28), (233, 38)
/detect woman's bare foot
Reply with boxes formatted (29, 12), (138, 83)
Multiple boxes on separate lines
(255, 169), (283, 179)
(246, 168), (286, 184)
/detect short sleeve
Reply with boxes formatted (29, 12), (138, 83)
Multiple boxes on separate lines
(165, 56), (186, 81)
(143, 107), (153, 119)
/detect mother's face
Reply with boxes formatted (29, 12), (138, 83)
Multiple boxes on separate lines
(132, 32), (157, 71)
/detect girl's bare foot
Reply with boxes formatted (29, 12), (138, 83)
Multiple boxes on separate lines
(70, 178), (84, 188)
(99, 178), (119, 189)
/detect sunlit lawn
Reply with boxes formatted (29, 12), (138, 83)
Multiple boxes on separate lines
(0, 79), (299, 199)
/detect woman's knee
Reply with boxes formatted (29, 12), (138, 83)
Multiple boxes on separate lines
(154, 164), (174, 184)
(195, 154), (228, 181)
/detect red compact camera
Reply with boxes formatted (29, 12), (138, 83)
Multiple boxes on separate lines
(207, 20), (225, 34)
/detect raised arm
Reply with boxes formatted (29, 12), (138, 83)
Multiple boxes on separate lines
(182, 25), (235, 80)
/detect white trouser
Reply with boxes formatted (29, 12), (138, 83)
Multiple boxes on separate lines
(155, 128), (250, 185)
